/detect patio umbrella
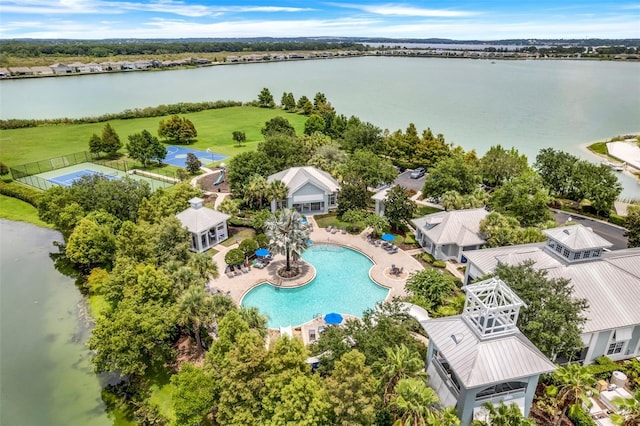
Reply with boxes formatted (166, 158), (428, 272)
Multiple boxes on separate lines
(324, 312), (344, 325)
(301, 217), (307, 223)
(255, 248), (270, 257)
(381, 233), (395, 242)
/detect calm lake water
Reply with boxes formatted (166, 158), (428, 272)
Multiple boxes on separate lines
(1, 56), (638, 196)
(0, 220), (111, 426)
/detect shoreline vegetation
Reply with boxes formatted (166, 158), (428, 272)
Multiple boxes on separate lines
(1, 38), (638, 80)
(587, 134), (640, 181)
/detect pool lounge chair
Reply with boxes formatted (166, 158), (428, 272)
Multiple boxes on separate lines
(326, 225), (332, 232)
(341, 226), (347, 234)
(331, 227), (337, 234)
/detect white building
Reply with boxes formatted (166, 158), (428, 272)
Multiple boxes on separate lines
(462, 224), (640, 365)
(176, 198), (231, 252)
(421, 277), (556, 425)
(267, 166), (339, 214)
(412, 208), (488, 262)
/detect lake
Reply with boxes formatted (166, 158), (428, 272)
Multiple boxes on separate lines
(0, 220), (111, 426)
(1, 56), (639, 197)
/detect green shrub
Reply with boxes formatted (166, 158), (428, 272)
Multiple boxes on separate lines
(567, 404), (597, 426)
(0, 181), (42, 207)
(432, 260), (446, 268)
(403, 233), (417, 245)
(422, 253), (435, 263)
(585, 356), (619, 380)
(608, 213), (626, 226)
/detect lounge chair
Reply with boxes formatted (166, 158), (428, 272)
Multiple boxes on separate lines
(326, 225), (332, 232)
(341, 226), (347, 234)
(225, 267), (234, 278)
(331, 227), (337, 234)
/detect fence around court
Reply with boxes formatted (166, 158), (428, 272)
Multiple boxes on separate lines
(10, 151), (178, 191)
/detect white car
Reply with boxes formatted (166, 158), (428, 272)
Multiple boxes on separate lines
(410, 167), (425, 179)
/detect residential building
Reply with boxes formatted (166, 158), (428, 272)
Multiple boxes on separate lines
(372, 186), (392, 216)
(267, 166), (339, 214)
(421, 277), (556, 425)
(462, 224), (640, 364)
(50, 63), (72, 74)
(412, 208), (488, 262)
(176, 197), (231, 252)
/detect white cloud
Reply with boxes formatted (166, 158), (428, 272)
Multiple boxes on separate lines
(332, 2), (477, 17)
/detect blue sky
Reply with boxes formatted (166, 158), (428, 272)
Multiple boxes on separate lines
(0, 0), (638, 40)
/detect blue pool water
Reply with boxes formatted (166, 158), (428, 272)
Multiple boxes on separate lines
(241, 244), (389, 328)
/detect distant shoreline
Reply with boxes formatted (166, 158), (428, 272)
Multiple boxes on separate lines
(1, 51), (638, 81)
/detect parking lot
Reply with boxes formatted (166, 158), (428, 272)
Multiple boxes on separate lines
(394, 169), (425, 192)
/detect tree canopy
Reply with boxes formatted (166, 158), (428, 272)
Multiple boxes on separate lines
(157, 114), (197, 144)
(127, 129), (167, 167)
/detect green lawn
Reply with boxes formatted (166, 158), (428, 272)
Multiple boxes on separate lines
(0, 106), (308, 167)
(0, 194), (52, 227)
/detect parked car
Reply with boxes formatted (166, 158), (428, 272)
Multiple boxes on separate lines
(410, 167), (425, 179)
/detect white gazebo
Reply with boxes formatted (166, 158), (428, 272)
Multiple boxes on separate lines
(176, 197), (231, 252)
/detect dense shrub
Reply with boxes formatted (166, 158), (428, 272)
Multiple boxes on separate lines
(432, 260), (446, 268)
(422, 253), (435, 263)
(0, 181), (42, 207)
(567, 404), (597, 426)
(608, 213), (626, 226)
(585, 356), (620, 381)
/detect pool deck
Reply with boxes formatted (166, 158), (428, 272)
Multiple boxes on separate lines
(207, 216), (424, 315)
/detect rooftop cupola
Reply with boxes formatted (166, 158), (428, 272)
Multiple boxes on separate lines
(189, 197), (204, 209)
(461, 277), (525, 340)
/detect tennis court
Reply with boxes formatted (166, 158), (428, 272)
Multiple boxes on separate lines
(21, 162), (174, 191)
(164, 146), (227, 167)
(47, 169), (119, 187)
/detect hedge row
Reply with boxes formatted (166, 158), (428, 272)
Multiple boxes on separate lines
(0, 182), (42, 207)
(0, 100), (244, 129)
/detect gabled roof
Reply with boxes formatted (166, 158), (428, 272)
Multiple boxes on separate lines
(422, 315), (556, 389)
(543, 224), (613, 250)
(176, 204), (231, 234)
(267, 166), (339, 195)
(412, 208), (488, 247)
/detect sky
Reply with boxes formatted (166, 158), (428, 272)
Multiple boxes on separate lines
(0, 0), (639, 40)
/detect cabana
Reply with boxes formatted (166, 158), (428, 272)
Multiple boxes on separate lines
(176, 197), (231, 252)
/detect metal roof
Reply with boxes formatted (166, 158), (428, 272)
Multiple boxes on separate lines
(544, 224), (613, 250)
(463, 241), (640, 335)
(267, 166), (339, 195)
(421, 316), (556, 389)
(176, 205), (231, 234)
(412, 208), (488, 247)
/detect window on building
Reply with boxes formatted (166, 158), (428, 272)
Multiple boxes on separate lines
(548, 240), (555, 248)
(593, 249), (602, 257)
(555, 244), (563, 253)
(574, 251), (582, 260)
(563, 248), (570, 258)
(583, 250), (591, 258)
(329, 193), (336, 205)
(607, 342), (625, 355)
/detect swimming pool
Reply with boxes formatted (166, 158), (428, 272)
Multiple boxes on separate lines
(241, 244), (389, 328)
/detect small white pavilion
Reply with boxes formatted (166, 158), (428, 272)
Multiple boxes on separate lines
(420, 277), (556, 425)
(176, 197), (231, 252)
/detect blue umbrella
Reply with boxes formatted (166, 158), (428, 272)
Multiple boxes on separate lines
(324, 312), (344, 325)
(301, 217), (307, 223)
(381, 233), (395, 242)
(255, 248), (270, 257)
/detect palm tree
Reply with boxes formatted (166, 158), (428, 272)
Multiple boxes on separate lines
(188, 252), (219, 280)
(552, 362), (599, 425)
(239, 306), (269, 338)
(391, 377), (440, 426)
(268, 179), (289, 210)
(611, 390), (640, 426)
(264, 208), (310, 272)
(176, 286), (214, 351)
(245, 174), (269, 209)
(471, 402), (535, 426)
(380, 344), (427, 403)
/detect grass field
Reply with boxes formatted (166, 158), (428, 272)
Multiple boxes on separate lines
(0, 106), (308, 167)
(0, 194), (52, 227)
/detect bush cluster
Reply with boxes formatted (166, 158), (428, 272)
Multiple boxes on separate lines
(584, 356), (620, 381)
(567, 404), (597, 426)
(0, 181), (42, 207)
(608, 213), (626, 226)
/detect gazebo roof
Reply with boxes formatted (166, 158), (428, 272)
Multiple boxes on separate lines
(176, 199), (231, 234)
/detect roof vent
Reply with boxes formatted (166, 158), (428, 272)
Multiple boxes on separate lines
(563, 229), (571, 235)
(451, 334), (463, 344)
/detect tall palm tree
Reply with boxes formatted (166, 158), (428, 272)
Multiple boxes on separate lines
(612, 390), (640, 426)
(380, 344), (427, 403)
(268, 179), (289, 210)
(176, 285), (214, 351)
(552, 362), (599, 425)
(245, 174), (269, 209)
(239, 306), (269, 338)
(264, 208), (310, 272)
(391, 377), (440, 426)
(188, 252), (219, 280)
